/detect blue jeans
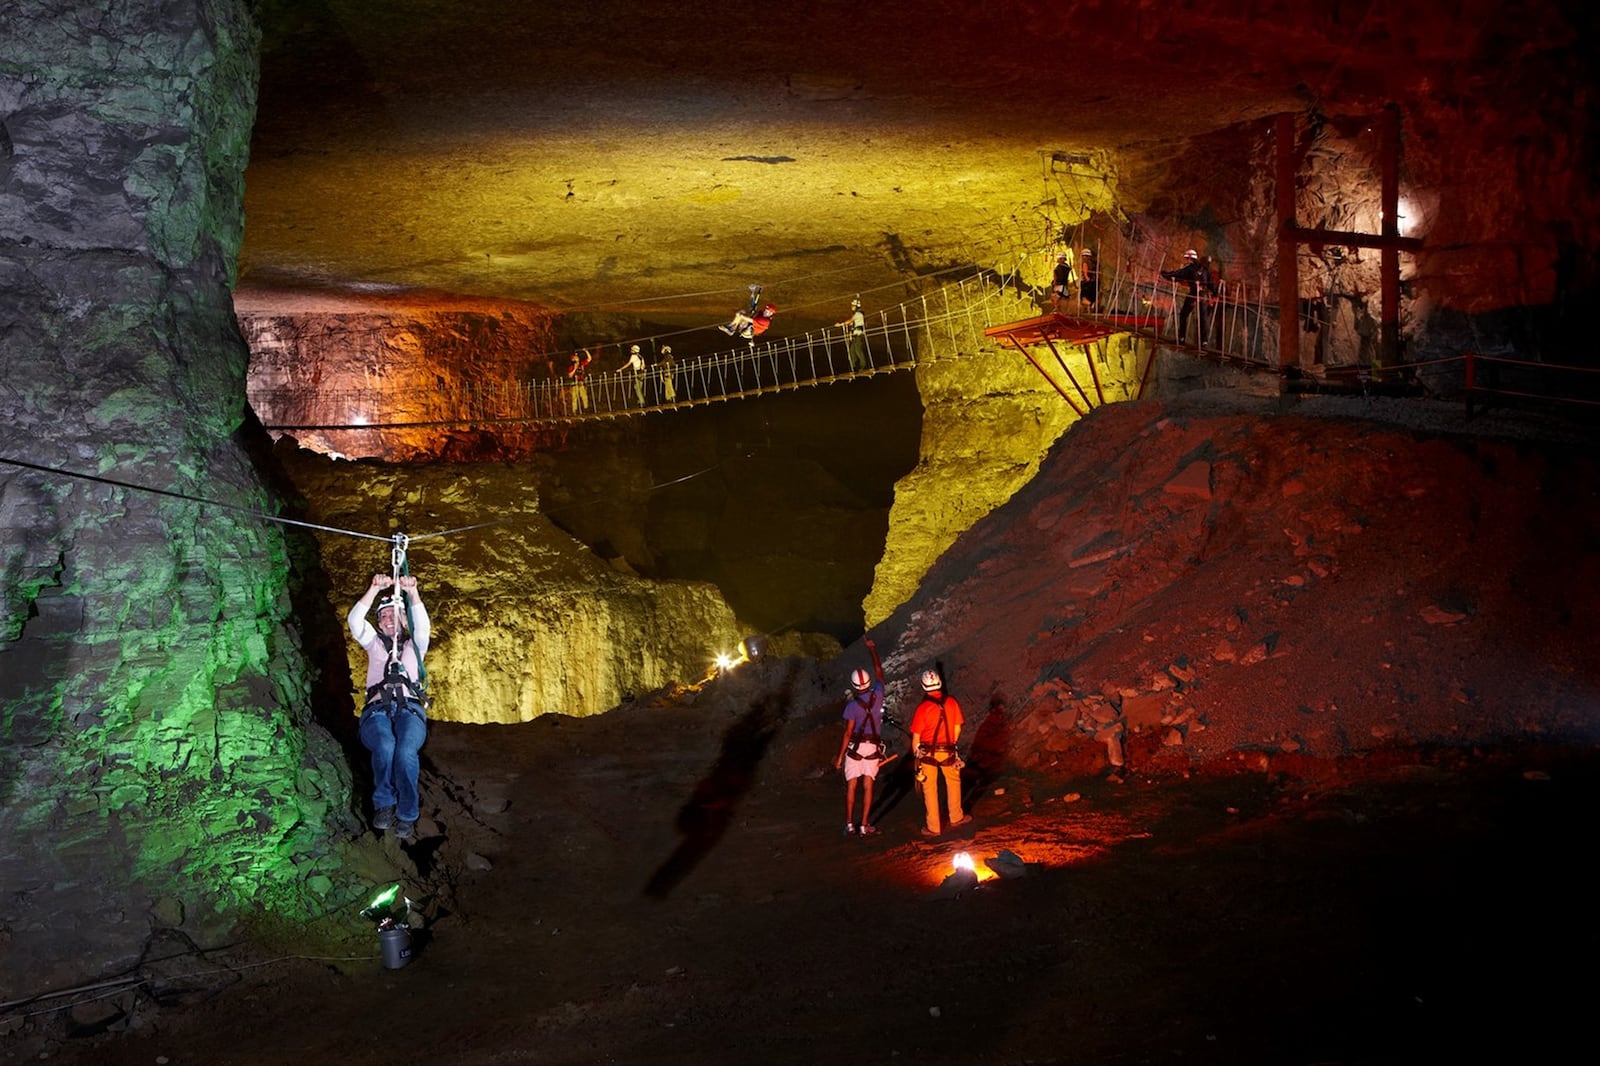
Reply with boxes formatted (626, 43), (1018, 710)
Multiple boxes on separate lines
(359, 700), (428, 822)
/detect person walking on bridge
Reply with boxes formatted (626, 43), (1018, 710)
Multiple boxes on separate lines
(621, 344), (647, 406)
(1050, 253), (1074, 314)
(1078, 248), (1100, 311)
(1160, 249), (1217, 346)
(658, 345), (677, 403)
(836, 296), (868, 371)
(567, 349), (592, 414)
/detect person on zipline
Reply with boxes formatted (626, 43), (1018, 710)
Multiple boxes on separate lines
(348, 573), (431, 841)
(720, 283), (776, 341)
(720, 302), (776, 342)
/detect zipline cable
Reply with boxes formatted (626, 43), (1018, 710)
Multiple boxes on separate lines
(0, 454), (505, 546)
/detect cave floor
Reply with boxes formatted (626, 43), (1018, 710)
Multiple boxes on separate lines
(23, 687), (1597, 1066)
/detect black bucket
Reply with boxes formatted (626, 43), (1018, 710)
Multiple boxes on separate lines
(378, 925), (412, 969)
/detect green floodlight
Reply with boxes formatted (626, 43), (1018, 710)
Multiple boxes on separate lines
(361, 882), (403, 923)
(359, 883), (414, 969)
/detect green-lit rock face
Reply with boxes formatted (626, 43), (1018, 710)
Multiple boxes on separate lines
(0, 0), (358, 996)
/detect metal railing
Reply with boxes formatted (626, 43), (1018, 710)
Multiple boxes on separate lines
(251, 269), (1039, 431)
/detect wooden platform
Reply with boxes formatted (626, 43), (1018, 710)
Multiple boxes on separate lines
(983, 312), (1164, 346)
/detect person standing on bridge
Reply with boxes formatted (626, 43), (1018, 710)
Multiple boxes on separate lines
(1160, 249), (1217, 346)
(1078, 248), (1100, 311)
(1050, 252), (1074, 314)
(622, 344), (647, 406)
(567, 349), (592, 414)
(658, 345), (677, 403)
(835, 296), (869, 371)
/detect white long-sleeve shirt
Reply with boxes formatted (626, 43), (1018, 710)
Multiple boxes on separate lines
(348, 590), (431, 689)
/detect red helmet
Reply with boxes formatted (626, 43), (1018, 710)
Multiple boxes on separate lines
(762, 304), (777, 315)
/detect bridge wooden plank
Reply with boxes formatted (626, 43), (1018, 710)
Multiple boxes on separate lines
(983, 312), (1161, 347)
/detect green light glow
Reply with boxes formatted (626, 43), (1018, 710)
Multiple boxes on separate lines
(367, 883), (400, 910)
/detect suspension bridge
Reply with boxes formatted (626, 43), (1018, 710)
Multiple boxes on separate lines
(248, 240), (1438, 438)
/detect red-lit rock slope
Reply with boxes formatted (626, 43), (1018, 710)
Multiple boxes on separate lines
(867, 393), (1600, 776)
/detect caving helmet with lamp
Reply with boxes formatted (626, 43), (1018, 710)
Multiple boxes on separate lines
(921, 669), (943, 692)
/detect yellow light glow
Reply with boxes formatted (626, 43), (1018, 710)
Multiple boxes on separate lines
(1396, 194), (1418, 238)
(951, 851), (998, 883)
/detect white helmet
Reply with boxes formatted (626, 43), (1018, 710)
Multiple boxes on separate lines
(661, 345), (672, 355)
(631, 344), (641, 354)
(850, 668), (871, 691)
(1183, 249), (1198, 260)
(921, 669), (943, 691)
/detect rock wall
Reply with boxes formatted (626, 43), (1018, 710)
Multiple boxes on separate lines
(277, 450), (747, 725)
(0, 0), (355, 996)
(237, 291), (563, 461)
(863, 286), (1152, 627)
(868, 395), (1600, 773)
(1121, 66), (1600, 380)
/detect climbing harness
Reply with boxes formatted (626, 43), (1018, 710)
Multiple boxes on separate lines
(845, 689), (890, 762)
(916, 694), (962, 766)
(364, 531), (431, 716)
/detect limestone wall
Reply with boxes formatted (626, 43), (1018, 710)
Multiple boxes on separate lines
(0, 0), (356, 996)
(864, 291), (1151, 628)
(280, 452), (747, 725)
(237, 294), (562, 460)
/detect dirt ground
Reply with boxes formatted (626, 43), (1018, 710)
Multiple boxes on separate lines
(10, 396), (1600, 1065)
(14, 671), (1597, 1065)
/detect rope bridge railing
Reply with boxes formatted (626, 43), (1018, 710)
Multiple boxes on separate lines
(248, 247), (1310, 435)
(252, 268), (1037, 431)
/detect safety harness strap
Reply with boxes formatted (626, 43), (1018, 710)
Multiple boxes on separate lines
(846, 688), (886, 759)
(916, 694), (958, 763)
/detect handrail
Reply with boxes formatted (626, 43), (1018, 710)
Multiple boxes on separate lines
(252, 266), (1038, 431)
(251, 248), (1600, 433)
(1462, 350), (1600, 419)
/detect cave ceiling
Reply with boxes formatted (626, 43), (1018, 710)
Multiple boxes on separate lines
(240, 0), (1565, 326)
